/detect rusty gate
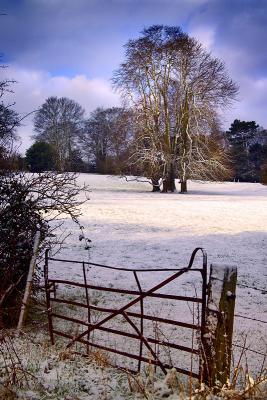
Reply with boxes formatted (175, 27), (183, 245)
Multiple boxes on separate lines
(44, 248), (207, 379)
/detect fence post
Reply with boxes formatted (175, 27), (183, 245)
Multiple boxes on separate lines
(201, 264), (237, 387)
(17, 230), (41, 335)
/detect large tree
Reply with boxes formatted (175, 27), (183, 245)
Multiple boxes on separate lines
(113, 25), (238, 192)
(33, 96), (85, 172)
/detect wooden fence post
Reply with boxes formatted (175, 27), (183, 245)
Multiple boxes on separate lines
(17, 231), (41, 335)
(201, 264), (237, 387)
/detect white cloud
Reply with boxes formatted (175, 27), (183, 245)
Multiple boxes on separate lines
(2, 65), (120, 154)
(189, 25), (215, 51)
(187, 23), (267, 130)
(220, 76), (267, 129)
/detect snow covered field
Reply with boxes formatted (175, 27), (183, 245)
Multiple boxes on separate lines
(48, 174), (267, 376)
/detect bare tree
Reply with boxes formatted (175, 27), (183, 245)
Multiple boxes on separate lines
(0, 104), (19, 162)
(0, 59), (15, 100)
(0, 59), (20, 169)
(80, 107), (132, 174)
(113, 25), (238, 192)
(33, 97), (85, 172)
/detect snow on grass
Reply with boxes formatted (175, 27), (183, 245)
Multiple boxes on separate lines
(1, 175), (266, 399)
(36, 174), (267, 396)
(0, 331), (134, 400)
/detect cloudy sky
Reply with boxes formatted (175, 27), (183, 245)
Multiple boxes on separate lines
(1, 0), (267, 154)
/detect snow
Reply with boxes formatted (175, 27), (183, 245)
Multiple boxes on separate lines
(45, 175), (267, 377)
(1, 174), (266, 399)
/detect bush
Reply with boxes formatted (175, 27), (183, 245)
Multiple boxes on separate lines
(0, 177), (46, 326)
(0, 171), (89, 327)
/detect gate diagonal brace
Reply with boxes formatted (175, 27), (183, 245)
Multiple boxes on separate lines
(65, 248), (207, 352)
(45, 247), (207, 378)
(66, 267), (190, 350)
(122, 311), (167, 374)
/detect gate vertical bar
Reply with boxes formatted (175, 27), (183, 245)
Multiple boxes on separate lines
(134, 271), (144, 373)
(44, 249), (54, 345)
(82, 262), (91, 354)
(200, 249), (207, 381)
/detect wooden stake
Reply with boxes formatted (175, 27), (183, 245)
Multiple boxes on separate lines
(201, 264), (237, 387)
(17, 231), (41, 335)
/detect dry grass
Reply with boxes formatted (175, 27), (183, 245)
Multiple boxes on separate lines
(0, 327), (266, 399)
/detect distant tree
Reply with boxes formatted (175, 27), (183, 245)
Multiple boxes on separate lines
(16, 154), (27, 171)
(26, 141), (55, 172)
(260, 162), (267, 185)
(80, 107), (132, 174)
(226, 120), (259, 148)
(66, 148), (87, 172)
(0, 58), (20, 170)
(250, 127), (267, 146)
(33, 97), (85, 172)
(226, 120), (262, 181)
(113, 25), (238, 193)
(0, 104), (19, 152)
(248, 143), (267, 181)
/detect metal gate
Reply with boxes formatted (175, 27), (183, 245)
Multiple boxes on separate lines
(44, 247), (207, 379)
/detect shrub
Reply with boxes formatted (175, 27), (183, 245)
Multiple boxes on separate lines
(0, 171), (89, 327)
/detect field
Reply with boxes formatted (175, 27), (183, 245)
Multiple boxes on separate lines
(49, 175), (267, 370)
(3, 174), (267, 399)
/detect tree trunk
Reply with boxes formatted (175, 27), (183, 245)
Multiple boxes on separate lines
(151, 178), (161, 192)
(0, 308), (4, 329)
(180, 180), (187, 193)
(162, 167), (176, 193)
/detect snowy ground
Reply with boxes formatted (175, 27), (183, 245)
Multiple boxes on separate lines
(47, 175), (267, 379)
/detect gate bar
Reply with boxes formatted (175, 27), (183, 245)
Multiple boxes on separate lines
(51, 305), (200, 330)
(48, 281), (203, 303)
(51, 312), (199, 354)
(53, 330), (200, 379)
(48, 257), (203, 272)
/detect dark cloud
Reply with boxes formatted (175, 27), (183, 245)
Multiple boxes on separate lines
(0, 0), (267, 153)
(2, 0), (266, 77)
(189, 0), (267, 78)
(3, 0), (266, 79)
(0, 0), (198, 77)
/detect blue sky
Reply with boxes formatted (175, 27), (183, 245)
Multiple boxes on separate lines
(1, 0), (267, 153)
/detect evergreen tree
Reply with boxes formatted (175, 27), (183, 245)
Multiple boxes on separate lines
(26, 141), (55, 172)
(226, 120), (259, 181)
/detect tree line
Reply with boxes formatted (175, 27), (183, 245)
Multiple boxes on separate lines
(24, 98), (267, 185)
(2, 25), (267, 191)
